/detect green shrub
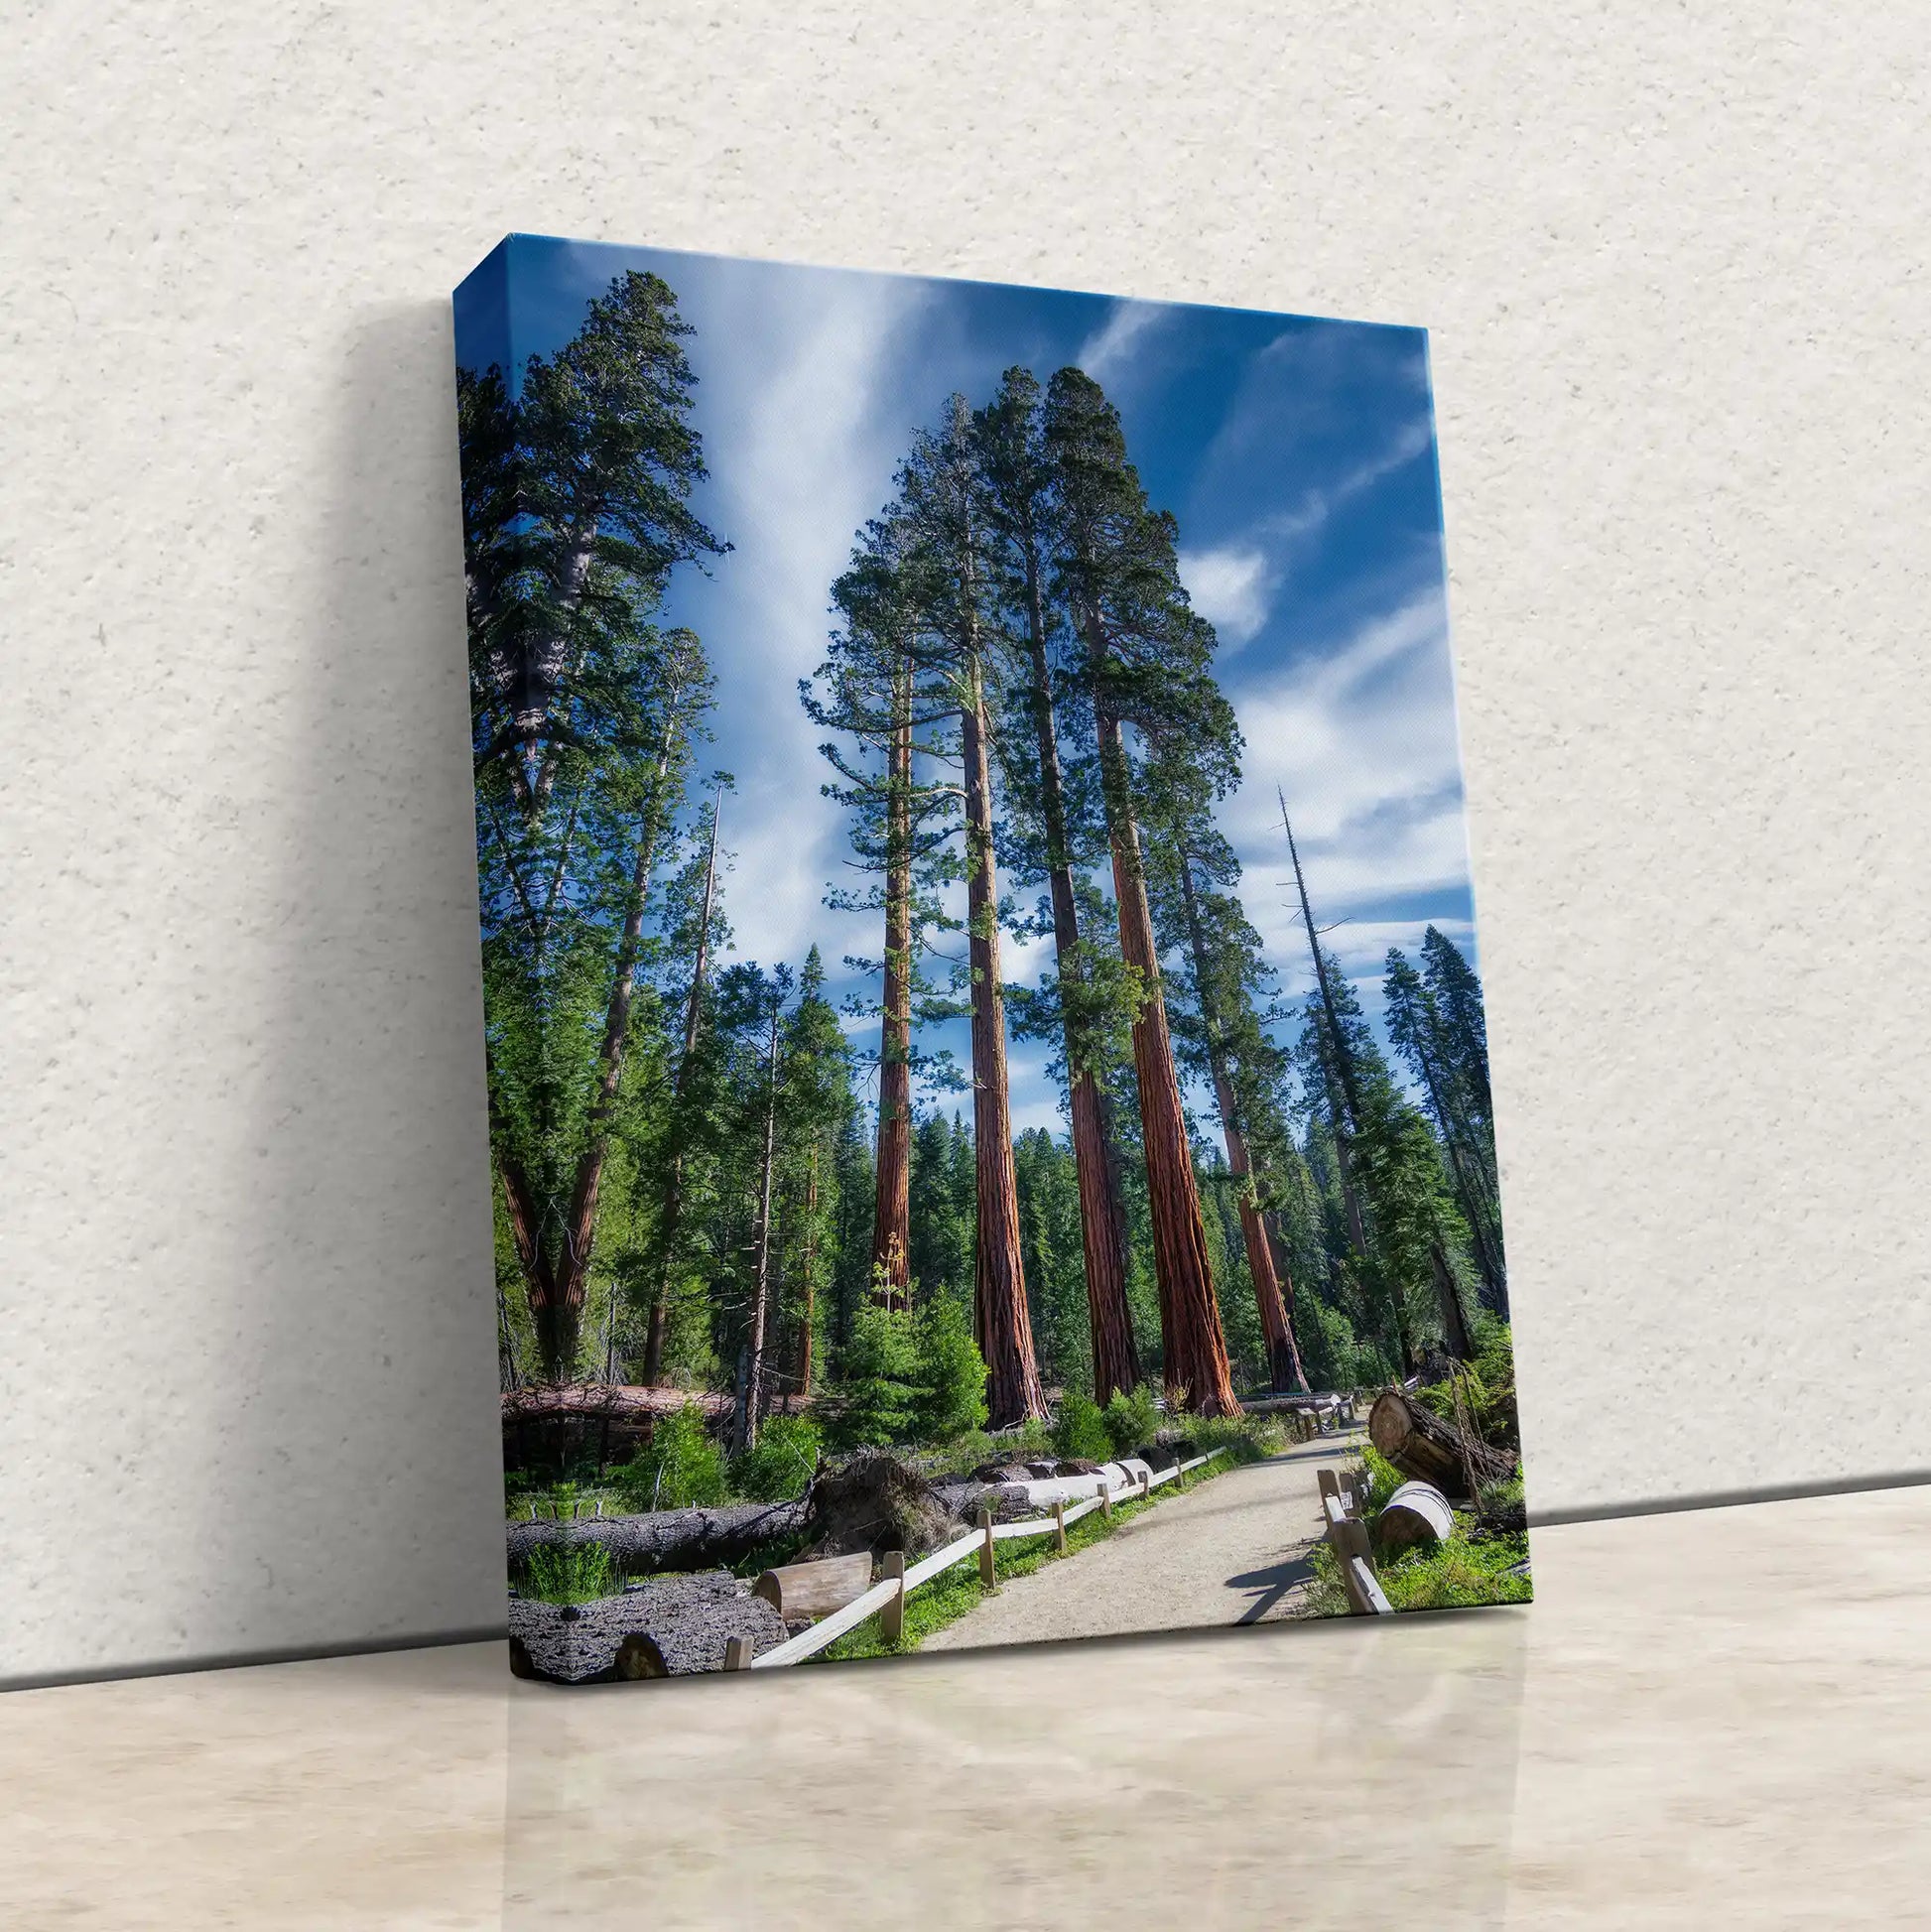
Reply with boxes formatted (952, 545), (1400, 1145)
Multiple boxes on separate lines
(1361, 1444), (1404, 1512)
(1303, 1522), (1531, 1616)
(911, 1293), (989, 1441)
(827, 1304), (923, 1451)
(1101, 1384), (1160, 1458)
(734, 1414), (822, 1502)
(1415, 1330), (1521, 1453)
(1052, 1390), (1112, 1462)
(518, 1540), (614, 1605)
(614, 1402), (728, 1512)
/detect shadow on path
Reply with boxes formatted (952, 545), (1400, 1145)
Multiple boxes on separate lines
(1227, 1550), (1319, 1624)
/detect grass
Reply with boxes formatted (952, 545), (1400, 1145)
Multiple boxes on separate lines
(516, 1540), (615, 1605)
(1299, 1446), (1532, 1616)
(813, 1446), (1250, 1663)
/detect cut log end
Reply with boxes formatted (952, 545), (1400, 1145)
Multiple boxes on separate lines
(1367, 1388), (1512, 1498)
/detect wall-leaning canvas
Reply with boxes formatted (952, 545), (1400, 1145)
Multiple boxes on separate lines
(452, 234), (1527, 1683)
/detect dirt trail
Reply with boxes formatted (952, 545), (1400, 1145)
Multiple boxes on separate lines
(923, 1427), (1366, 1651)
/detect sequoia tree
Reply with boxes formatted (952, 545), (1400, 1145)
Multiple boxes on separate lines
(973, 367), (1141, 1403)
(805, 516), (953, 1309)
(900, 398), (1047, 1428)
(1043, 367), (1239, 1417)
(1152, 819), (1309, 1393)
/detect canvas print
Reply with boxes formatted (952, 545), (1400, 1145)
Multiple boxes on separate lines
(452, 235), (1527, 1684)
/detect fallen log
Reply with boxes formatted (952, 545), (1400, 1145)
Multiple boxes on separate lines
(501, 1384), (733, 1427)
(752, 1553), (875, 1624)
(1368, 1388), (1512, 1498)
(1375, 1480), (1455, 1553)
(506, 1495), (811, 1574)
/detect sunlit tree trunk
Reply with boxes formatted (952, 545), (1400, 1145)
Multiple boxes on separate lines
(1018, 570), (1140, 1403)
(1176, 854), (1306, 1393)
(1094, 703), (1240, 1417)
(964, 640), (1048, 1428)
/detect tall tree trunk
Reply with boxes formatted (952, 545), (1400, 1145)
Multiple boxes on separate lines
(1094, 703), (1240, 1418)
(871, 653), (913, 1309)
(963, 647), (1048, 1428)
(1018, 566), (1139, 1403)
(797, 1151), (819, 1396)
(739, 1001), (782, 1455)
(1431, 1238), (1476, 1362)
(643, 788), (722, 1382)
(1175, 852), (1306, 1394)
(543, 682), (685, 1379)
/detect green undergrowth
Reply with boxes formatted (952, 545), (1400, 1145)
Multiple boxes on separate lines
(516, 1540), (615, 1606)
(814, 1452), (1241, 1663)
(1300, 1446), (1532, 1616)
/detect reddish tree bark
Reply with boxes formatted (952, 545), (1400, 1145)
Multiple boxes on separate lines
(870, 657), (913, 1309)
(1174, 853), (1306, 1394)
(1095, 708), (1240, 1418)
(964, 649), (1049, 1428)
(1017, 565), (1140, 1405)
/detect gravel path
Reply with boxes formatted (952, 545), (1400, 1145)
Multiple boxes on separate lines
(923, 1427), (1365, 1651)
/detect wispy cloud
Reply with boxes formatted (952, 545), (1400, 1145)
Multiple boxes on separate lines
(1223, 586), (1468, 921)
(1178, 542), (1277, 645)
(676, 266), (930, 974)
(1075, 299), (1167, 385)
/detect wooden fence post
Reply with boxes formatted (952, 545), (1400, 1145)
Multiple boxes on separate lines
(1319, 1467), (1341, 1507)
(1330, 1517), (1380, 1615)
(978, 1506), (995, 1587)
(1101, 1482), (1113, 1521)
(1053, 1497), (1067, 1554)
(723, 1636), (753, 1671)
(880, 1549), (905, 1645)
(1140, 1470), (1151, 1501)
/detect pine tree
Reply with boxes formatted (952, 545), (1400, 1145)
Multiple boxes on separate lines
(460, 269), (726, 1383)
(973, 368), (1142, 1402)
(1043, 367), (1239, 1416)
(1384, 945), (1506, 1314)
(639, 785), (728, 1381)
(805, 513), (955, 1308)
(1150, 817), (1310, 1392)
(898, 398), (1047, 1427)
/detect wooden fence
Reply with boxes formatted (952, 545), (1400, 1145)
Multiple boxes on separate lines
(727, 1449), (1228, 1670)
(1318, 1466), (1394, 1615)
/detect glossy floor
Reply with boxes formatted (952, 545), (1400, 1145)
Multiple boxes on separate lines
(3, 1484), (1927, 1927)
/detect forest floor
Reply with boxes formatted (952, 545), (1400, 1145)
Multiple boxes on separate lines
(921, 1423), (1367, 1652)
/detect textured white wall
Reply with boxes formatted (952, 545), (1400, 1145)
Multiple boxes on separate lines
(3, 4), (1927, 1685)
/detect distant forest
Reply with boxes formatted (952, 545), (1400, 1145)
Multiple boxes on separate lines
(459, 270), (1507, 1450)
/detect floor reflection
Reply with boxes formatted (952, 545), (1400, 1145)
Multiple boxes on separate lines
(504, 1609), (1526, 1929)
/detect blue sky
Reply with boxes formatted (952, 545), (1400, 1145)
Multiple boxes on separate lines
(455, 234), (1479, 1135)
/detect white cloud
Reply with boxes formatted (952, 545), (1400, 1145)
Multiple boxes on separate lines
(1075, 299), (1167, 385)
(1222, 587), (1471, 919)
(1178, 543), (1277, 645)
(676, 265), (931, 973)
